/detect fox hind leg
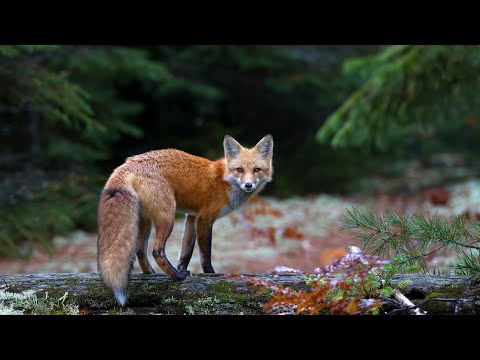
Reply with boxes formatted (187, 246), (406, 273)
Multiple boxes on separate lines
(136, 178), (188, 281)
(151, 212), (188, 281)
(137, 215), (155, 274)
(177, 214), (196, 276)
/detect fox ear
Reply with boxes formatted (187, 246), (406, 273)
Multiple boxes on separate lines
(224, 135), (242, 159)
(254, 134), (273, 159)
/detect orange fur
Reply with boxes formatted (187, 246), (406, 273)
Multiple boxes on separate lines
(97, 135), (274, 306)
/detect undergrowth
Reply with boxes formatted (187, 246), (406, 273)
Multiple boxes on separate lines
(0, 289), (79, 315)
(245, 248), (417, 315)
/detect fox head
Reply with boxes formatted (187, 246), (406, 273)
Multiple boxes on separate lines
(223, 134), (273, 193)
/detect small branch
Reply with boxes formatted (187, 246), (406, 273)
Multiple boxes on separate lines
(386, 307), (413, 315)
(379, 295), (403, 308)
(392, 288), (426, 315)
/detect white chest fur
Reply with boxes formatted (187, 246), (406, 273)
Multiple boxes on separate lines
(218, 185), (256, 218)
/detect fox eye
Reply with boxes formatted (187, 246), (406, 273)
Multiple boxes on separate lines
(236, 168), (244, 173)
(253, 167), (262, 173)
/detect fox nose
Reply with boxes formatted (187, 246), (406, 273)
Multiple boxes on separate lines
(245, 182), (252, 189)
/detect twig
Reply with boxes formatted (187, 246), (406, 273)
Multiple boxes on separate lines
(385, 307), (413, 315)
(379, 295), (403, 308)
(392, 288), (426, 315)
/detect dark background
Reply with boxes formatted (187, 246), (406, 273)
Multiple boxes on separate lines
(1, 45), (479, 258)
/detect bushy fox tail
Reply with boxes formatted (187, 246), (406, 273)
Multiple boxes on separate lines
(97, 186), (140, 307)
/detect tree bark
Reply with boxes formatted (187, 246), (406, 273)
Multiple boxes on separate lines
(0, 273), (479, 314)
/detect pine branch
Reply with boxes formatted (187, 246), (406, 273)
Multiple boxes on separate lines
(341, 207), (480, 275)
(317, 45), (480, 151)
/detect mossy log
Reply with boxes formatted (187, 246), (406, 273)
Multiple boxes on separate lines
(1, 273), (479, 314)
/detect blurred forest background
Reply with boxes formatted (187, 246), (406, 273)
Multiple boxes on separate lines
(1, 45), (480, 271)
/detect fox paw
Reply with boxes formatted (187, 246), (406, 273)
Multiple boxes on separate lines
(142, 266), (156, 274)
(202, 267), (215, 274)
(173, 269), (191, 281)
(178, 269), (191, 277)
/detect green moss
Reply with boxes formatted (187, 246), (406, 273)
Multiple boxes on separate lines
(37, 288), (70, 300)
(73, 284), (117, 309)
(64, 277), (80, 286)
(193, 273), (224, 278)
(419, 285), (465, 314)
(156, 279), (273, 315)
(162, 296), (178, 305)
(420, 300), (453, 314)
(425, 285), (464, 299)
(107, 307), (122, 315)
(107, 307), (135, 315)
(211, 281), (238, 298)
(211, 281), (255, 304)
(255, 288), (275, 298)
(182, 295), (261, 315)
(11, 277), (274, 315)
(129, 280), (186, 307)
(51, 310), (67, 315)
(24, 279), (81, 304)
(184, 297), (225, 315)
(4, 285), (24, 294)
(137, 280), (177, 295)
(203, 280), (270, 314)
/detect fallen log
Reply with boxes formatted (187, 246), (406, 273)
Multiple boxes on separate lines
(0, 273), (479, 315)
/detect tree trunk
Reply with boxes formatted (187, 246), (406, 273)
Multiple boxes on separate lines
(0, 273), (479, 315)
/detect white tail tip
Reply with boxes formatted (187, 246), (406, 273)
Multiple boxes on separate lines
(113, 288), (128, 307)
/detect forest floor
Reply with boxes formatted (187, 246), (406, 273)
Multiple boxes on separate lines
(1, 177), (480, 276)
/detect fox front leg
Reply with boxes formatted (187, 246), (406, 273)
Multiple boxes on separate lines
(195, 217), (215, 273)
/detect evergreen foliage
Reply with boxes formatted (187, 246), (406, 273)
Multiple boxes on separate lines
(341, 207), (480, 275)
(317, 45), (480, 153)
(1, 45), (379, 256)
(4, 45), (477, 259)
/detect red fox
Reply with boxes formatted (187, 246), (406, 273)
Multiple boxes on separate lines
(97, 135), (274, 306)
